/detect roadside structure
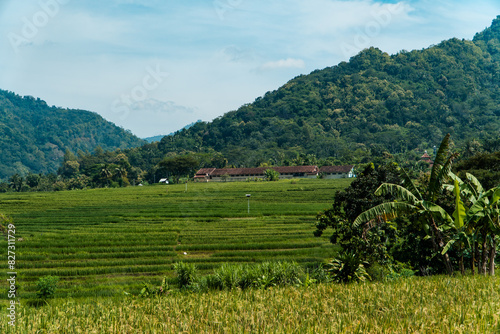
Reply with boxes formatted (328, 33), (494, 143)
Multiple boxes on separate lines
(194, 165), (355, 182)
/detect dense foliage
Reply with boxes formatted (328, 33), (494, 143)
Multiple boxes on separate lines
(315, 162), (442, 274)
(0, 90), (145, 180)
(317, 134), (499, 278)
(148, 17), (500, 166)
(454, 151), (500, 190)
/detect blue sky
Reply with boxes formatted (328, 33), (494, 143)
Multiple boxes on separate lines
(1, 0), (500, 137)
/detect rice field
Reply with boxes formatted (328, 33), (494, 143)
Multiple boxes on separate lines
(0, 178), (351, 299)
(2, 275), (500, 333)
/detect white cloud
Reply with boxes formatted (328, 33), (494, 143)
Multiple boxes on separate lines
(108, 98), (197, 138)
(258, 58), (305, 71)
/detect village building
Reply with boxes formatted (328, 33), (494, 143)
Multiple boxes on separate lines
(319, 165), (355, 179)
(194, 165), (355, 182)
(420, 151), (434, 168)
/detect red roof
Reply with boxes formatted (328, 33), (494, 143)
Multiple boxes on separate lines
(319, 165), (354, 174)
(195, 165), (357, 177)
(211, 167), (268, 176)
(195, 168), (216, 176)
(272, 166), (319, 175)
(211, 166), (318, 176)
(421, 152), (431, 159)
(197, 166), (319, 177)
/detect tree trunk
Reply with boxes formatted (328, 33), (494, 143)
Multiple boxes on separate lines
(481, 231), (488, 275)
(471, 240), (476, 275)
(430, 216), (453, 275)
(489, 236), (496, 276)
(459, 252), (465, 275)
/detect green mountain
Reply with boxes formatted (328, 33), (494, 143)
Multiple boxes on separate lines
(153, 16), (500, 166)
(0, 90), (146, 179)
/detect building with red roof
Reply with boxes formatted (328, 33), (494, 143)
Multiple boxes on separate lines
(194, 165), (355, 182)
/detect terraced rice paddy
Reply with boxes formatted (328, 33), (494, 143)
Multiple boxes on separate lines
(0, 178), (351, 299)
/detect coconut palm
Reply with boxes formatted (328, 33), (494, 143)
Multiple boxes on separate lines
(354, 134), (458, 275)
(99, 164), (112, 186)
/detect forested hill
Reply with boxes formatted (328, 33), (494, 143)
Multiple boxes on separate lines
(0, 90), (145, 179)
(155, 16), (500, 166)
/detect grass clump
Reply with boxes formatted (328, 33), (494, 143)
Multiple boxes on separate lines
(173, 262), (198, 289)
(199, 261), (305, 291)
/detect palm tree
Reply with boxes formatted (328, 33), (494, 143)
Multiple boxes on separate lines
(99, 164), (112, 187)
(8, 174), (23, 192)
(354, 134), (457, 275)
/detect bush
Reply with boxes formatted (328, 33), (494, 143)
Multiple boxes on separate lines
(265, 169), (280, 181)
(308, 264), (331, 283)
(174, 262), (198, 289)
(212, 263), (245, 290)
(205, 262), (304, 291)
(138, 276), (170, 297)
(367, 262), (416, 282)
(325, 251), (370, 283)
(36, 276), (59, 299)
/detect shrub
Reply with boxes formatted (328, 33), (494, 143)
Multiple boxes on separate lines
(259, 261), (303, 286)
(36, 275), (59, 299)
(138, 276), (170, 297)
(367, 262), (416, 282)
(325, 251), (370, 283)
(174, 262), (198, 289)
(212, 263), (244, 290)
(265, 169), (280, 181)
(203, 262), (305, 291)
(308, 264), (331, 283)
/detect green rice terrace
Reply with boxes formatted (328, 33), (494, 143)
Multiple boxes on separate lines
(0, 178), (351, 299)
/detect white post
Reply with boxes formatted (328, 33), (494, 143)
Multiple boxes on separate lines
(246, 194), (251, 214)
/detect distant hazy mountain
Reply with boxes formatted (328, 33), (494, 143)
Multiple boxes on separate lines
(143, 135), (165, 143)
(0, 90), (146, 179)
(143, 120), (203, 143)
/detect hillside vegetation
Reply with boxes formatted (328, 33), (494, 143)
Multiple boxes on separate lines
(0, 90), (145, 180)
(150, 17), (500, 166)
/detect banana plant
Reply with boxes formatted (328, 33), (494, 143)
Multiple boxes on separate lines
(466, 185), (500, 275)
(441, 178), (469, 274)
(445, 172), (500, 275)
(354, 134), (457, 275)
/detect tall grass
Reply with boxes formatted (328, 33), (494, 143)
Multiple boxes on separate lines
(2, 276), (500, 333)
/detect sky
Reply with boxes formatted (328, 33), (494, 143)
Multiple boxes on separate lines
(1, 0), (500, 138)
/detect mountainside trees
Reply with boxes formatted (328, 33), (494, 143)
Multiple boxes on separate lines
(0, 90), (145, 180)
(152, 18), (500, 166)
